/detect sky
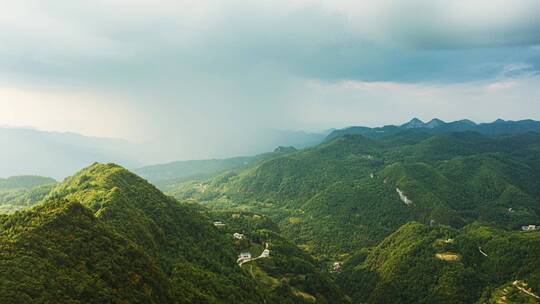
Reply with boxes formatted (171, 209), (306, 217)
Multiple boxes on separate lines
(1, 0), (540, 161)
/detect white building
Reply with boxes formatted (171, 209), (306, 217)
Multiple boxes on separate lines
(330, 262), (342, 273)
(213, 221), (225, 228)
(261, 249), (270, 258)
(238, 252), (251, 259)
(233, 232), (245, 240)
(522, 225), (537, 231)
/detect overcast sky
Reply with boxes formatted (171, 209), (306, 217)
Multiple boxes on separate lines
(1, 0), (540, 160)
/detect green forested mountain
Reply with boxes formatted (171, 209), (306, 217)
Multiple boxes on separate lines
(166, 129), (540, 303)
(134, 146), (296, 192)
(134, 147), (299, 192)
(205, 211), (345, 303)
(2, 127), (540, 303)
(337, 221), (540, 303)
(0, 163), (348, 303)
(134, 156), (258, 185)
(325, 118), (540, 142)
(174, 132), (540, 259)
(0, 164), (271, 303)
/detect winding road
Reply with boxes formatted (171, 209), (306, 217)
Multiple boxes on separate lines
(513, 280), (540, 299)
(478, 247), (488, 257)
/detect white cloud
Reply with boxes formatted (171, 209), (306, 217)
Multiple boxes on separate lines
(0, 84), (139, 139)
(290, 74), (540, 128)
(486, 81), (517, 92)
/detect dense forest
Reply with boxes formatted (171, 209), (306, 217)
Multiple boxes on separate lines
(0, 164), (346, 303)
(175, 131), (540, 256)
(170, 129), (540, 303)
(337, 222), (540, 303)
(1, 125), (539, 303)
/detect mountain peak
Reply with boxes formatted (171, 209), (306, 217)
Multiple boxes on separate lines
(456, 119), (477, 126)
(425, 118), (446, 128)
(494, 118), (506, 124)
(401, 118), (425, 128)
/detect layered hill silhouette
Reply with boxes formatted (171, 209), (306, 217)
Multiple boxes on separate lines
(325, 118), (540, 142)
(141, 118), (540, 193)
(134, 147), (299, 191)
(0, 127), (140, 179)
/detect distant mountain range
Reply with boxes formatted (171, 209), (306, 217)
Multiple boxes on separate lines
(3, 119), (539, 180)
(0, 127), (328, 179)
(0, 127), (140, 179)
(134, 146), (299, 191)
(326, 118), (540, 141)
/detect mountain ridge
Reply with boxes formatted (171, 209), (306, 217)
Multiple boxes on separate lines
(325, 118), (540, 142)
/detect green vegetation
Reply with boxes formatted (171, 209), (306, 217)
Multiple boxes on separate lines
(206, 211), (345, 303)
(3, 126), (540, 303)
(0, 164), (271, 303)
(0, 163), (351, 303)
(0, 176), (57, 214)
(134, 147), (298, 192)
(175, 132), (540, 260)
(324, 118), (540, 141)
(337, 222), (540, 303)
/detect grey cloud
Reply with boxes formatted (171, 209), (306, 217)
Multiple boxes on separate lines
(1, 0), (540, 163)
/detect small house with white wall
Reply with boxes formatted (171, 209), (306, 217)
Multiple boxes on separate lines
(522, 225), (537, 231)
(330, 262), (342, 273)
(233, 232), (245, 239)
(213, 221), (225, 228)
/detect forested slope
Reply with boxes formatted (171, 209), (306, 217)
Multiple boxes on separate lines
(0, 164), (270, 303)
(0, 163), (352, 303)
(174, 132), (540, 258)
(337, 222), (540, 303)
